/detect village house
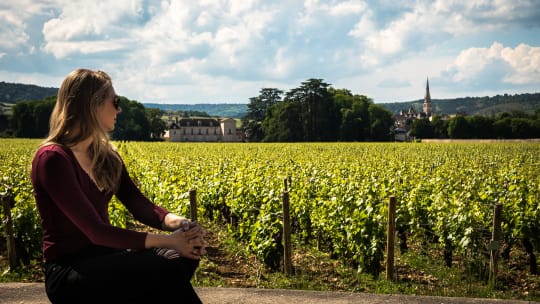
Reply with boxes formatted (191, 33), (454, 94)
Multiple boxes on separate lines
(165, 116), (244, 142)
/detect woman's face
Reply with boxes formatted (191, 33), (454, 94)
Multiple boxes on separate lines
(97, 91), (121, 132)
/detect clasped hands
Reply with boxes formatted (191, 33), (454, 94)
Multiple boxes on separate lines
(171, 220), (207, 260)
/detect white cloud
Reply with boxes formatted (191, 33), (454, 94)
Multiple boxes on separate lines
(300, 0), (367, 16)
(348, 9), (374, 37)
(268, 47), (295, 78)
(445, 42), (540, 85)
(42, 1), (143, 58)
(1, 0), (539, 104)
(500, 43), (540, 84)
(0, 0), (50, 51)
(328, 0), (368, 16)
(348, 0), (540, 68)
(44, 40), (128, 58)
(195, 11), (213, 28)
(0, 22), (30, 50)
(124, 0), (280, 78)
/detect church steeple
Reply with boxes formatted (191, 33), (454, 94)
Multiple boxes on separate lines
(423, 77), (432, 116)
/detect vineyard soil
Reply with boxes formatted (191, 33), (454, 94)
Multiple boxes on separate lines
(196, 228), (540, 300)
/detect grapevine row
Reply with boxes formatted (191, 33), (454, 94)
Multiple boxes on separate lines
(1, 139), (539, 278)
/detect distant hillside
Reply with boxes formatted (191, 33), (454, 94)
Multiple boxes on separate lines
(380, 93), (540, 116)
(144, 103), (248, 118)
(0, 81), (58, 103)
(146, 93), (540, 118)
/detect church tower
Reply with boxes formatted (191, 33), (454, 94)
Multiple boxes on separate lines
(422, 77), (432, 117)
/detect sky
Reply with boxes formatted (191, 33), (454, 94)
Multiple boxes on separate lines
(1, 0), (539, 105)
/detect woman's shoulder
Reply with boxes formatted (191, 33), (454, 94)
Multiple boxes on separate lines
(34, 143), (73, 160)
(37, 143), (68, 153)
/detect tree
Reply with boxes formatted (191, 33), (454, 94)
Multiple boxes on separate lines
(11, 102), (38, 138)
(466, 115), (494, 139)
(145, 107), (166, 140)
(285, 79), (339, 141)
(112, 97), (151, 141)
(0, 111), (8, 135)
(368, 104), (393, 141)
(242, 119), (263, 142)
(246, 88), (283, 122)
(431, 116), (449, 139)
(409, 118), (434, 139)
(242, 88), (283, 142)
(339, 108), (360, 140)
(510, 118), (535, 139)
(33, 97), (56, 138)
(447, 115), (470, 139)
(492, 117), (512, 139)
(331, 89), (371, 141)
(9, 97), (56, 138)
(262, 101), (303, 142)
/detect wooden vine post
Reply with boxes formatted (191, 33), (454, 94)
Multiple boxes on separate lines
(489, 203), (503, 287)
(386, 195), (396, 281)
(189, 189), (198, 222)
(282, 190), (292, 275)
(1, 194), (17, 270)
(188, 189), (198, 281)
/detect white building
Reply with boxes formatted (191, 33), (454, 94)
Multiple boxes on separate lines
(165, 116), (244, 142)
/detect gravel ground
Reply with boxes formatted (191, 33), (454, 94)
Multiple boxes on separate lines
(0, 283), (537, 304)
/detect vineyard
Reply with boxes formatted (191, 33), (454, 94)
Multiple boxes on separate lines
(1, 139), (539, 299)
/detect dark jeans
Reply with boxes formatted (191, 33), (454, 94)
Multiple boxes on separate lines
(44, 246), (202, 304)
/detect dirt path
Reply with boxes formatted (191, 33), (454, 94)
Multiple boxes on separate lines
(0, 283), (536, 304)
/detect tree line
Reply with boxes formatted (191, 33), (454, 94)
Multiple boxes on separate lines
(408, 111), (540, 140)
(2, 96), (167, 141)
(1, 78), (539, 141)
(242, 79), (540, 141)
(1, 78), (397, 142)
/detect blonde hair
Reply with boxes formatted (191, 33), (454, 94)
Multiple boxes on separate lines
(42, 68), (122, 192)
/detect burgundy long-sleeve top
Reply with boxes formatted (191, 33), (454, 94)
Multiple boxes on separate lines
(31, 144), (169, 261)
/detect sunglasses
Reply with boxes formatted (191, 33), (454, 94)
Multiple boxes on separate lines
(113, 95), (120, 110)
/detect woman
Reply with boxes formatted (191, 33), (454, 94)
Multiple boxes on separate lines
(30, 68), (207, 303)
